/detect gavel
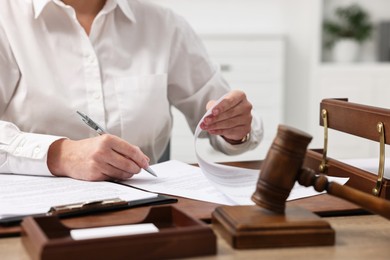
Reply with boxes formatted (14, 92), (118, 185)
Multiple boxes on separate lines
(251, 125), (390, 219)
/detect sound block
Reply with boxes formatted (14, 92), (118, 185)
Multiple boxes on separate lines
(212, 205), (335, 249)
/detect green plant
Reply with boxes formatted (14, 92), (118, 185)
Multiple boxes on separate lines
(323, 4), (373, 49)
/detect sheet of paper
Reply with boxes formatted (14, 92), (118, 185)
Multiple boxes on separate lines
(0, 174), (157, 219)
(132, 160), (348, 206)
(340, 158), (390, 179)
(124, 161), (235, 205)
(71, 223), (158, 240)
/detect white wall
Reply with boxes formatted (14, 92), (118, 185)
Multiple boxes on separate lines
(146, 0), (288, 35)
(281, 0), (321, 131)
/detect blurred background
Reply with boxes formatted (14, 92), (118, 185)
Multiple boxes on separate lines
(145, 0), (390, 163)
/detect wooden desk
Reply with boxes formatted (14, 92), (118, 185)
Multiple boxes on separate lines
(1, 214), (390, 260)
(1, 160), (389, 259)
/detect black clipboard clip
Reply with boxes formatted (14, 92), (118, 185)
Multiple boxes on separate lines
(47, 198), (129, 217)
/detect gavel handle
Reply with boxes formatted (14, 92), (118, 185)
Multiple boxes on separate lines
(299, 168), (390, 220)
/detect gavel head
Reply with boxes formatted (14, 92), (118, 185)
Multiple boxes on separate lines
(251, 125), (312, 214)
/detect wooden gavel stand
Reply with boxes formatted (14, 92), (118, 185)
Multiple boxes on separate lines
(212, 125), (390, 249)
(213, 204), (335, 249)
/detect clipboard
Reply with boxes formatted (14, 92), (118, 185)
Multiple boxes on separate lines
(0, 194), (177, 226)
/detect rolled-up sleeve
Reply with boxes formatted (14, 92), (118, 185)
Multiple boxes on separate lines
(0, 122), (65, 175)
(0, 22), (64, 176)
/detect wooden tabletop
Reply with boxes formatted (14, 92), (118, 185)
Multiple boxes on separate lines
(1, 214), (390, 260)
(1, 160), (385, 259)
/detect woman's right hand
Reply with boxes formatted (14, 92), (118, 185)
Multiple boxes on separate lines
(47, 135), (150, 181)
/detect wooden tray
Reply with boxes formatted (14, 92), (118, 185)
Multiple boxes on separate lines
(303, 98), (390, 199)
(21, 205), (216, 260)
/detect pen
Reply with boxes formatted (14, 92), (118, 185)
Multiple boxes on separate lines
(76, 111), (158, 177)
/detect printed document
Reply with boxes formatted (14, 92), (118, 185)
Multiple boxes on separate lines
(0, 174), (156, 219)
(340, 158), (390, 179)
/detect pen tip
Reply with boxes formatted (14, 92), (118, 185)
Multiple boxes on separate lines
(146, 167), (158, 177)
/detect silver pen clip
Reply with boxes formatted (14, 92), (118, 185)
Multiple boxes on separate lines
(77, 111), (106, 135)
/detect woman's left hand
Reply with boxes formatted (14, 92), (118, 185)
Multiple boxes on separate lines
(200, 90), (253, 144)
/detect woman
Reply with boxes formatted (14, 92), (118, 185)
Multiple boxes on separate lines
(0, 0), (263, 181)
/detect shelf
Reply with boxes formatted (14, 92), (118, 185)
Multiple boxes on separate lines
(319, 62), (390, 72)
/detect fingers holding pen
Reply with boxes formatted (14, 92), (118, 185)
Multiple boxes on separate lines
(98, 135), (151, 178)
(108, 136), (150, 167)
(48, 135), (151, 181)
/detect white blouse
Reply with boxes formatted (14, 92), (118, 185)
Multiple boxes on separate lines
(0, 0), (263, 176)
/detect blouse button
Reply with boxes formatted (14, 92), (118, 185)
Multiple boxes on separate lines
(93, 92), (101, 100)
(14, 147), (22, 155)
